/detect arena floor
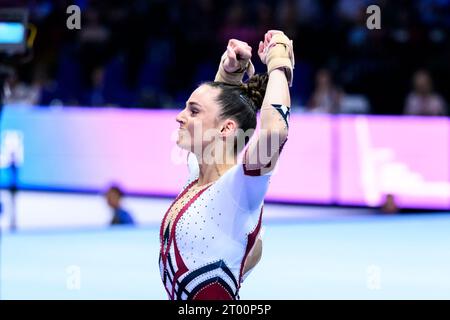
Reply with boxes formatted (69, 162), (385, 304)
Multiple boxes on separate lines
(1, 194), (449, 299)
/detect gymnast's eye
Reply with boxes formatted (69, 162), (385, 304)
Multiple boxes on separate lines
(190, 108), (199, 116)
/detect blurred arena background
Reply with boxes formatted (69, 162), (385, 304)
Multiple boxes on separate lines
(0, 0), (449, 300)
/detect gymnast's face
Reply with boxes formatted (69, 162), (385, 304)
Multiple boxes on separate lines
(175, 85), (237, 153)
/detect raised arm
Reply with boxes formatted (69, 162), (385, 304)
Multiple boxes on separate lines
(214, 39), (254, 85)
(243, 31), (294, 175)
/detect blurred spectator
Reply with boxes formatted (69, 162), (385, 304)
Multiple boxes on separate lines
(340, 94), (370, 114)
(307, 69), (344, 114)
(404, 70), (447, 116)
(78, 8), (111, 91)
(380, 194), (400, 214)
(105, 185), (135, 226)
(81, 66), (106, 106)
(3, 72), (41, 106)
(79, 9), (110, 45)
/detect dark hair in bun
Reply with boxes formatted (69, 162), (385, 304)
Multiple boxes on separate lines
(203, 73), (268, 151)
(239, 73), (268, 112)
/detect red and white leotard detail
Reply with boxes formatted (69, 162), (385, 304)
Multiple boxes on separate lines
(158, 149), (278, 300)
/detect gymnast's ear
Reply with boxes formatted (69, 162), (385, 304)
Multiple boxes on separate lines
(219, 118), (238, 137)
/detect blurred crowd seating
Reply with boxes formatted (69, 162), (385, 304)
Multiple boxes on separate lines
(2, 0), (449, 115)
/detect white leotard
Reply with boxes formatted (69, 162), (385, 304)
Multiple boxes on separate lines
(159, 151), (272, 300)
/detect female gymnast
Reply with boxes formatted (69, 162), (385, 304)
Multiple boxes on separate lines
(159, 30), (294, 300)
